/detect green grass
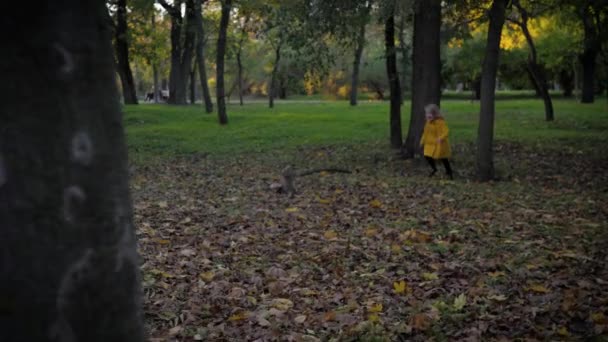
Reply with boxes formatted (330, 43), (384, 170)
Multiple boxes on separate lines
(124, 98), (608, 162)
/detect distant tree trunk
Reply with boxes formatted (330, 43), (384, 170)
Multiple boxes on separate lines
(385, 10), (402, 149)
(397, 14), (410, 100)
(477, 0), (508, 181)
(559, 69), (574, 97)
(472, 76), (481, 100)
(0, 1), (143, 341)
(177, 0), (197, 105)
(350, 18), (367, 106)
(153, 64), (160, 103)
(512, 0), (554, 121)
(579, 5), (599, 103)
(195, 0), (213, 113)
(527, 67), (542, 96)
(216, 0), (231, 124)
(404, 0), (441, 156)
(190, 64), (196, 104)
(160, 0), (184, 104)
(269, 42), (282, 109)
(237, 52), (244, 105)
(114, 0), (138, 104)
(236, 16), (250, 106)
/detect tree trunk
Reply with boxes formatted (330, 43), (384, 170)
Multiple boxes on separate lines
(397, 14), (410, 101)
(477, 0), (508, 181)
(216, 0), (232, 124)
(114, 0), (138, 104)
(559, 69), (574, 97)
(527, 67), (542, 96)
(472, 76), (481, 100)
(580, 49), (597, 103)
(350, 20), (366, 106)
(0, 1), (144, 341)
(385, 10), (402, 149)
(190, 64), (196, 104)
(404, 0), (441, 156)
(579, 5), (599, 104)
(269, 42), (282, 109)
(512, 1), (554, 121)
(153, 63), (160, 103)
(195, 0), (214, 113)
(177, 0), (197, 105)
(237, 52), (244, 105)
(166, 1), (184, 104)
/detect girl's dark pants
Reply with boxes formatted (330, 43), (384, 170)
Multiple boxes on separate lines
(425, 156), (452, 176)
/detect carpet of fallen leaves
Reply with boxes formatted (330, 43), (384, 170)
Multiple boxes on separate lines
(131, 142), (608, 341)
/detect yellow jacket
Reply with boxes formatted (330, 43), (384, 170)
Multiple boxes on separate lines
(420, 118), (451, 159)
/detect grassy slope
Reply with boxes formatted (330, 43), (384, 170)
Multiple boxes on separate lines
(124, 99), (608, 162)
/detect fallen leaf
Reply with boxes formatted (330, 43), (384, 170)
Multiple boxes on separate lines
(393, 280), (408, 295)
(158, 201), (168, 208)
(199, 271), (215, 282)
(391, 244), (402, 254)
(422, 272), (439, 281)
(271, 298), (294, 311)
(323, 311), (336, 322)
(168, 325), (182, 336)
(411, 314), (431, 331)
(591, 312), (606, 324)
(453, 294), (467, 311)
(368, 313), (380, 322)
(488, 294), (507, 302)
(488, 271), (506, 278)
(527, 284), (550, 293)
(323, 230), (338, 240)
(368, 303), (383, 313)
(228, 311), (250, 321)
(369, 199), (382, 208)
(557, 326), (569, 336)
(285, 207), (299, 213)
(364, 227), (378, 237)
(317, 198), (331, 204)
(153, 238), (170, 245)
(257, 316), (271, 327)
(294, 315), (307, 324)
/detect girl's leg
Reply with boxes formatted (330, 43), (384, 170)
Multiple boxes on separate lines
(425, 156), (437, 176)
(441, 159), (453, 179)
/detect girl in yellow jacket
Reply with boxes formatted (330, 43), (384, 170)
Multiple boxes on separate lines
(420, 104), (453, 179)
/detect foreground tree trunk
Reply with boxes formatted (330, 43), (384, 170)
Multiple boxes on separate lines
(190, 65), (196, 104)
(115, 0), (138, 104)
(404, 0), (441, 156)
(160, 0), (185, 104)
(477, 0), (508, 181)
(512, 0), (554, 121)
(0, 1), (143, 341)
(269, 42), (282, 109)
(385, 9), (402, 149)
(195, 0), (214, 113)
(350, 15), (368, 106)
(216, 0), (232, 124)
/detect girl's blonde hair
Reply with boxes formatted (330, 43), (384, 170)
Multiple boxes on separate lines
(424, 104), (442, 119)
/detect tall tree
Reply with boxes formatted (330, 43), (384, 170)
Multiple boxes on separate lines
(157, 0), (196, 105)
(510, 0), (554, 121)
(235, 15), (251, 106)
(350, 2), (373, 106)
(385, 2), (403, 149)
(477, 0), (509, 181)
(0, 0), (143, 340)
(114, 0), (139, 104)
(269, 39), (283, 109)
(217, 0), (232, 124)
(403, 0), (442, 157)
(576, 1), (604, 103)
(195, 0), (214, 113)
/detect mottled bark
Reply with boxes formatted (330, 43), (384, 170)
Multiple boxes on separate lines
(404, 0), (441, 157)
(216, 0), (232, 124)
(0, 1), (143, 341)
(477, 0), (508, 181)
(385, 11), (402, 149)
(115, 0), (138, 104)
